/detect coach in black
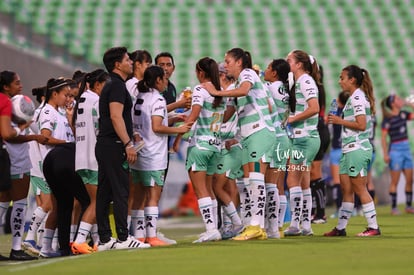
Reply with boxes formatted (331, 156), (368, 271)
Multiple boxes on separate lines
(95, 47), (136, 249)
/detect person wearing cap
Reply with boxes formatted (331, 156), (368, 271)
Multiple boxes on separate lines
(381, 94), (414, 215)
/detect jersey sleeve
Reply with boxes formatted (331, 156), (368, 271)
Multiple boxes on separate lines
(352, 94), (367, 117)
(302, 77), (318, 100)
(151, 96), (166, 118)
(39, 108), (57, 132)
(238, 69), (255, 86)
(191, 86), (206, 107)
(0, 94), (12, 117)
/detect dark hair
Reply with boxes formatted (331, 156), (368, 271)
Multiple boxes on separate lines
(45, 77), (71, 104)
(32, 86), (47, 104)
(103, 47), (128, 72)
(155, 52), (175, 66)
(226, 48), (252, 69)
(338, 90), (350, 106)
(342, 65), (375, 114)
(72, 70), (87, 85)
(73, 69), (109, 124)
(0, 70), (17, 93)
(317, 64), (326, 114)
(196, 57), (223, 109)
(130, 50), (152, 65)
(269, 59), (294, 112)
(137, 66), (165, 93)
(381, 95), (395, 118)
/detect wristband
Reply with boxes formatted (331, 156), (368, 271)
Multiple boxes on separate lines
(13, 127), (21, 137)
(124, 140), (133, 148)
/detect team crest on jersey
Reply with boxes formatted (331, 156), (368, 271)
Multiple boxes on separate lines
(305, 80), (311, 84)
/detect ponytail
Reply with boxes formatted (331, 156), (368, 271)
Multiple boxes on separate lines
(361, 69), (375, 115)
(196, 57), (223, 109)
(226, 48), (253, 70)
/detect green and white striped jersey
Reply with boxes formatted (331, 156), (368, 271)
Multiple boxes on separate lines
(290, 73), (319, 138)
(266, 81), (290, 137)
(341, 88), (372, 153)
(233, 68), (274, 138)
(188, 84), (225, 152)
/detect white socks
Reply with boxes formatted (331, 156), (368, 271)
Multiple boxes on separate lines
(198, 197), (215, 232)
(144, 206), (159, 238)
(74, 221), (92, 244)
(11, 198), (27, 250)
(289, 186), (303, 229)
(301, 188), (312, 231)
(278, 194), (287, 228)
(134, 210), (145, 239)
(362, 201), (378, 229)
(223, 201), (242, 226)
(26, 206), (47, 241)
(265, 184), (279, 233)
(336, 202), (354, 230)
(237, 178), (251, 226)
(247, 172), (266, 228)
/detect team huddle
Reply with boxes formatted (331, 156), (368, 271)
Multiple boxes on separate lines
(0, 45), (384, 261)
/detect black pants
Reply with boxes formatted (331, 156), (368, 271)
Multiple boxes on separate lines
(43, 143), (90, 255)
(0, 145), (11, 192)
(95, 139), (129, 242)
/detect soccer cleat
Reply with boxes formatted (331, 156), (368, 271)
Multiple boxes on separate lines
(267, 230), (280, 239)
(220, 228), (234, 240)
(39, 250), (62, 258)
(257, 228), (268, 240)
(232, 225), (263, 241)
(301, 228), (314, 236)
(323, 227), (347, 237)
(405, 206), (414, 214)
(71, 242), (94, 254)
(22, 240), (40, 256)
(93, 244), (98, 252)
(145, 237), (171, 247)
(156, 231), (177, 245)
(0, 254), (9, 261)
(356, 227), (381, 237)
(311, 217), (327, 224)
(97, 237), (117, 251)
(391, 208), (400, 215)
(193, 229), (222, 243)
(116, 236), (150, 249)
(9, 249), (37, 261)
(283, 226), (302, 236)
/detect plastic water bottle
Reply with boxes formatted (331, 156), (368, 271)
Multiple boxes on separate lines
(286, 123), (294, 139)
(329, 99), (338, 115)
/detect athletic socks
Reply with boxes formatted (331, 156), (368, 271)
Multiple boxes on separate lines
(289, 186), (303, 229)
(336, 202), (354, 230)
(248, 172), (266, 228)
(362, 201), (378, 229)
(278, 194), (287, 228)
(265, 183), (279, 233)
(0, 201), (10, 226)
(198, 197), (215, 231)
(70, 224), (77, 243)
(11, 199), (27, 250)
(91, 224), (99, 245)
(26, 206), (47, 241)
(135, 210), (145, 239)
(237, 178), (251, 226)
(144, 206), (159, 238)
(389, 192), (397, 209)
(41, 228), (55, 253)
(302, 188), (312, 231)
(311, 178), (326, 219)
(406, 191), (413, 207)
(212, 199), (218, 229)
(74, 221), (92, 244)
(223, 201), (242, 227)
(130, 209), (139, 237)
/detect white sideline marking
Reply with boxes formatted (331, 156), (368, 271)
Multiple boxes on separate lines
(7, 254), (91, 272)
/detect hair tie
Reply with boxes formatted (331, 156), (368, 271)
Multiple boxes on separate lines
(309, 55), (315, 65)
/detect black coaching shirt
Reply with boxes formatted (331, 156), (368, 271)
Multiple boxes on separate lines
(98, 72), (133, 140)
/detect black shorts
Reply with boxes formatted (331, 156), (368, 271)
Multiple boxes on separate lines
(0, 145), (12, 192)
(314, 119), (330, 161)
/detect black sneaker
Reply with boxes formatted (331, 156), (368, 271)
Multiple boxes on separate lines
(9, 249), (38, 261)
(323, 227), (347, 237)
(0, 254), (9, 261)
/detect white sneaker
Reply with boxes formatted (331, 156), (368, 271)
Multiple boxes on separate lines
(97, 237), (117, 251)
(193, 229), (222, 243)
(156, 231), (177, 245)
(116, 236), (150, 250)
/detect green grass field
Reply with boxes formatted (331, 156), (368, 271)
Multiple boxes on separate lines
(1, 205), (413, 275)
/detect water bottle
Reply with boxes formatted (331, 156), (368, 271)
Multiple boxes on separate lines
(286, 123), (295, 139)
(329, 99), (338, 115)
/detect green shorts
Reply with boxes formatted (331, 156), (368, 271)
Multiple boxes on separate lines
(130, 169), (165, 187)
(11, 172), (30, 180)
(270, 135), (291, 169)
(339, 149), (372, 177)
(241, 128), (276, 165)
(289, 136), (320, 166)
(30, 175), (51, 195)
(185, 146), (216, 174)
(77, 169), (98, 185)
(214, 145), (243, 179)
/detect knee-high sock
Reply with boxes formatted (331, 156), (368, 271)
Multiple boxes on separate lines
(362, 201), (378, 229)
(144, 206), (159, 238)
(11, 199), (27, 250)
(278, 194), (287, 228)
(237, 178), (251, 226)
(265, 183), (279, 233)
(301, 188), (312, 230)
(289, 186), (303, 229)
(336, 202), (354, 230)
(198, 197), (215, 231)
(248, 172), (266, 228)
(26, 206), (47, 241)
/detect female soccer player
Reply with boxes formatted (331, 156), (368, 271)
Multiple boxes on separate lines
(381, 94), (414, 215)
(203, 48), (275, 241)
(284, 50), (321, 236)
(174, 57), (225, 243)
(324, 65), (380, 237)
